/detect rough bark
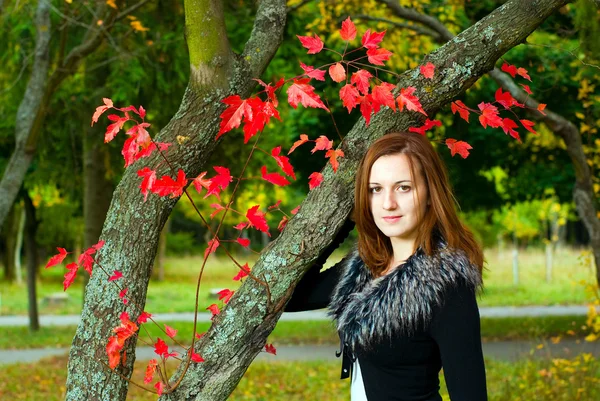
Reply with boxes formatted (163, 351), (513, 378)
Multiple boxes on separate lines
(23, 192), (40, 331)
(65, 0), (569, 400)
(2, 203), (19, 282)
(378, 0), (600, 285)
(64, 0), (287, 399)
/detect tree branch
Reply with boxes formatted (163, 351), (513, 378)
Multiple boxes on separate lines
(379, 0), (454, 41)
(350, 14), (442, 41)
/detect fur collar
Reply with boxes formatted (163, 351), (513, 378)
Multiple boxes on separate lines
(327, 242), (482, 352)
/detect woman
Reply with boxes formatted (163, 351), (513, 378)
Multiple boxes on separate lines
(286, 132), (488, 401)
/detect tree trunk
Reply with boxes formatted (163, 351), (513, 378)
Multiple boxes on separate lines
(64, 1), (570, 400)
(2, 203), (19, 282)
(23, 192), (40, 331)
(154, 218), (170, 282)
(15, 204), (25, 285)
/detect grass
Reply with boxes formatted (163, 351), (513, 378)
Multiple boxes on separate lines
(0, 247), (596, 317)
(0, 315), (591, 350)
(1, 354), (598, 400)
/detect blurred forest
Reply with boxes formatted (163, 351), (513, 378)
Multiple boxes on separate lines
(0, 0), (598, 274)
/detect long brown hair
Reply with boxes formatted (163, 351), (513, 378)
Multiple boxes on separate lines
(353, 132), (483, 277)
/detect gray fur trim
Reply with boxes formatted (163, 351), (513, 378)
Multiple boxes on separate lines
(327, 243), (482, 352)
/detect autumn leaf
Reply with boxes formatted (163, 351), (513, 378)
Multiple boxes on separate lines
(299, 62), (326, 81)
(501, 117), (521, 141)
(154, 338), (169, 357)
(265, 343), (277, 355)
(450, 100), (470, 122)
(308, 172), (324, 190)
(339, 84), (361, 113)
(137, 167), (157, 202)
(366, 48), (392, 66)
(46, 247), (68, 268)
(296, 34), (324, 54)
(130, 20), (149, 32)
(361, 29), (386, 49)
(520, 84), (533, 94)
(287, 78), (329, 111)
(397, 87), (426, 115)
(288, 134), (310, 154)
(63, 263), (79, 291)
(155, 381), (164, 396)
(209, 203), (225, 219)
(517, 67), (531, 81)
(205, 166), (232, 199)
(360, 95), (374, 126)
(191, 352), (205, 363)
(271, 147), (296, 179)
(277, 216), (289, 231)
(207, 303), (220, 319)
(495, 88), (520, 109)
(445, 139), (472, 159)
(192, 171), (211, 194)
(217, 95), (253, 138)
(236, 238), (251, 247)
(246, 205), (270, 235)
(291, 205), (300, 215)
(143, 359), (158, 384)
(420, 62), (435, 79)
(152, 169), (187, 198)
(106, 336), (121, 369)
(164, 325), (178, 338)
(501, 62), (518, 78)
(312, 135), (333, 153)
(105, 114), (129, 143)
(78, 252), (94, 274)
(233, 222), (247, 230)
(478, 102), (503, 128)
(520, 119), (537, 134)
(351, 69), (373, 95)
(119, 287), (128, 304)
(91, 98), (113, 126)
(137, 311), (152, 324)
(408, 118), (442, 135)
(261, 166), (291, 186)
(329, 63), (346, 83)
(217, 288), (234, 303)
(371, 83), (396, 112)
(233, 263), (250, 281)
(340, 17), (357, 41)
(204, 238), (220, 258)
(326, 149), (344, 172)
(537, 103), (547, 116)
(255, 78), (284, 107)
(108, 270), (123, 281)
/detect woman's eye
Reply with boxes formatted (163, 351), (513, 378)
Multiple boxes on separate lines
(370, 187), (381, 193)
(398, 185), (411, 192)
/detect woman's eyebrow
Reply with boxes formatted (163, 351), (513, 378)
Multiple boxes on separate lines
(368, 180), (411, 185)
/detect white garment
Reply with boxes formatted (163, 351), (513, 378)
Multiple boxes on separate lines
(351, 359), (368, 401)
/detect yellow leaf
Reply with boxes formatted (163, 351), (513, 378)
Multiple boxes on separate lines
(65, 0), (73, 3)
(106, 0), (117, 9)
(536, 343), (544, 349)
(575, 112), (585, 119)
(130, 20), (149, 32)
(584, 333), (598, 342)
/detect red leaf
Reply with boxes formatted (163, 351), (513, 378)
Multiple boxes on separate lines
(408, 118), (442, 135)
(108, 270), (123, 281)
(137, 311), (152, 324)
(261, 166), (291, 186)
(205, 166), (232, 199)
(308, 172), (323, 190)
(155, 381), (164, 396)
(288, 134), (309, 154)
(236, 238), (251, 247)
(296, 34), (324, 54)
(450, 100), (470, 122)
(63, 263), (78, 291)
(271, 147), (296, 179)
(217, 95), (253, 138)
(193, 171), (212, 194)
(371, 83), (396, 112)
(233, 263), (250, 281)
(339, 84), (361, 113)
(312, 136), (333, 153)
(299, 61), (326, 81)
(195, 332), (205, 340)
(420, 62), (435, 79)
(119, 287), (128, 304)
(501, 62), (518, 78)
(152, 169), (187, 198)
(265, 343), (277, 355)
(91, 240), (104, 252)
(191, 352), (205, 363)
(105, 115), (129, 143)
(495, 88), (518, 109)
(478, 102), (503, 128)
(517, 67), (531, 81)
(326, 149), (344, 172)
(233, 222), (247, 230)
(361, 29), (386, 49)
(255, 78), (282, 106)
(143, 359), (157, 384)
(217, 288), (234, 303)
(340, 17), (357, 41)
(204, 238), (220, 258)
(445, 139), (472, 159)
(397, 87), (426, 115)
(501, 117), (521, 141)
(137, 167), (157, 202)
(206, 303), (220, 319)
(366, 48), (392, 66)
(138, 105), (146, 119)
(243, 97), (276, 144)
(520, 84), (533, 94)
(154, 338), (168, 357)
(46, 247), (68, 268)
(246, 205), (270, 235)
(359, 96), (374, 126)
(91, 98), (113, 126)
(209, 203), (225, 219)
(287, 78), (329, 111)
(164, 324), (178, 338)
(351, 70), (372, 95)
(537, 103), (547, 116)
(277, 216), (289, 232)
(328, 63), (346, 83)
(291, 205), (300, 215)
(520, 119), (537, 134)
(106, 336), (122, 369)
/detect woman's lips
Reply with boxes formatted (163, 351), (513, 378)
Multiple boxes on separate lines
(382, 216), (402, 223)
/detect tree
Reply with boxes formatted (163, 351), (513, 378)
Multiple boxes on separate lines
(64, 1), (571, 400)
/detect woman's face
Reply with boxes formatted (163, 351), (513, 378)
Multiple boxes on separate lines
(368, 153), (429, 245)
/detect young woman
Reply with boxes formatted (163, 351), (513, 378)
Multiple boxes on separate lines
(286, 132), (488, 401)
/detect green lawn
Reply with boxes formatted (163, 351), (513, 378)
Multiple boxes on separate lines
(1, 353), (598, 401)
(0, 247), (596, 317)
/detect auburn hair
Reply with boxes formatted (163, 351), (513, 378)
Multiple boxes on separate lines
(353, 131), (483, 277)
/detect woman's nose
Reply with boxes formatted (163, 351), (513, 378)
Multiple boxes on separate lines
(382, 191), (397, 210)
